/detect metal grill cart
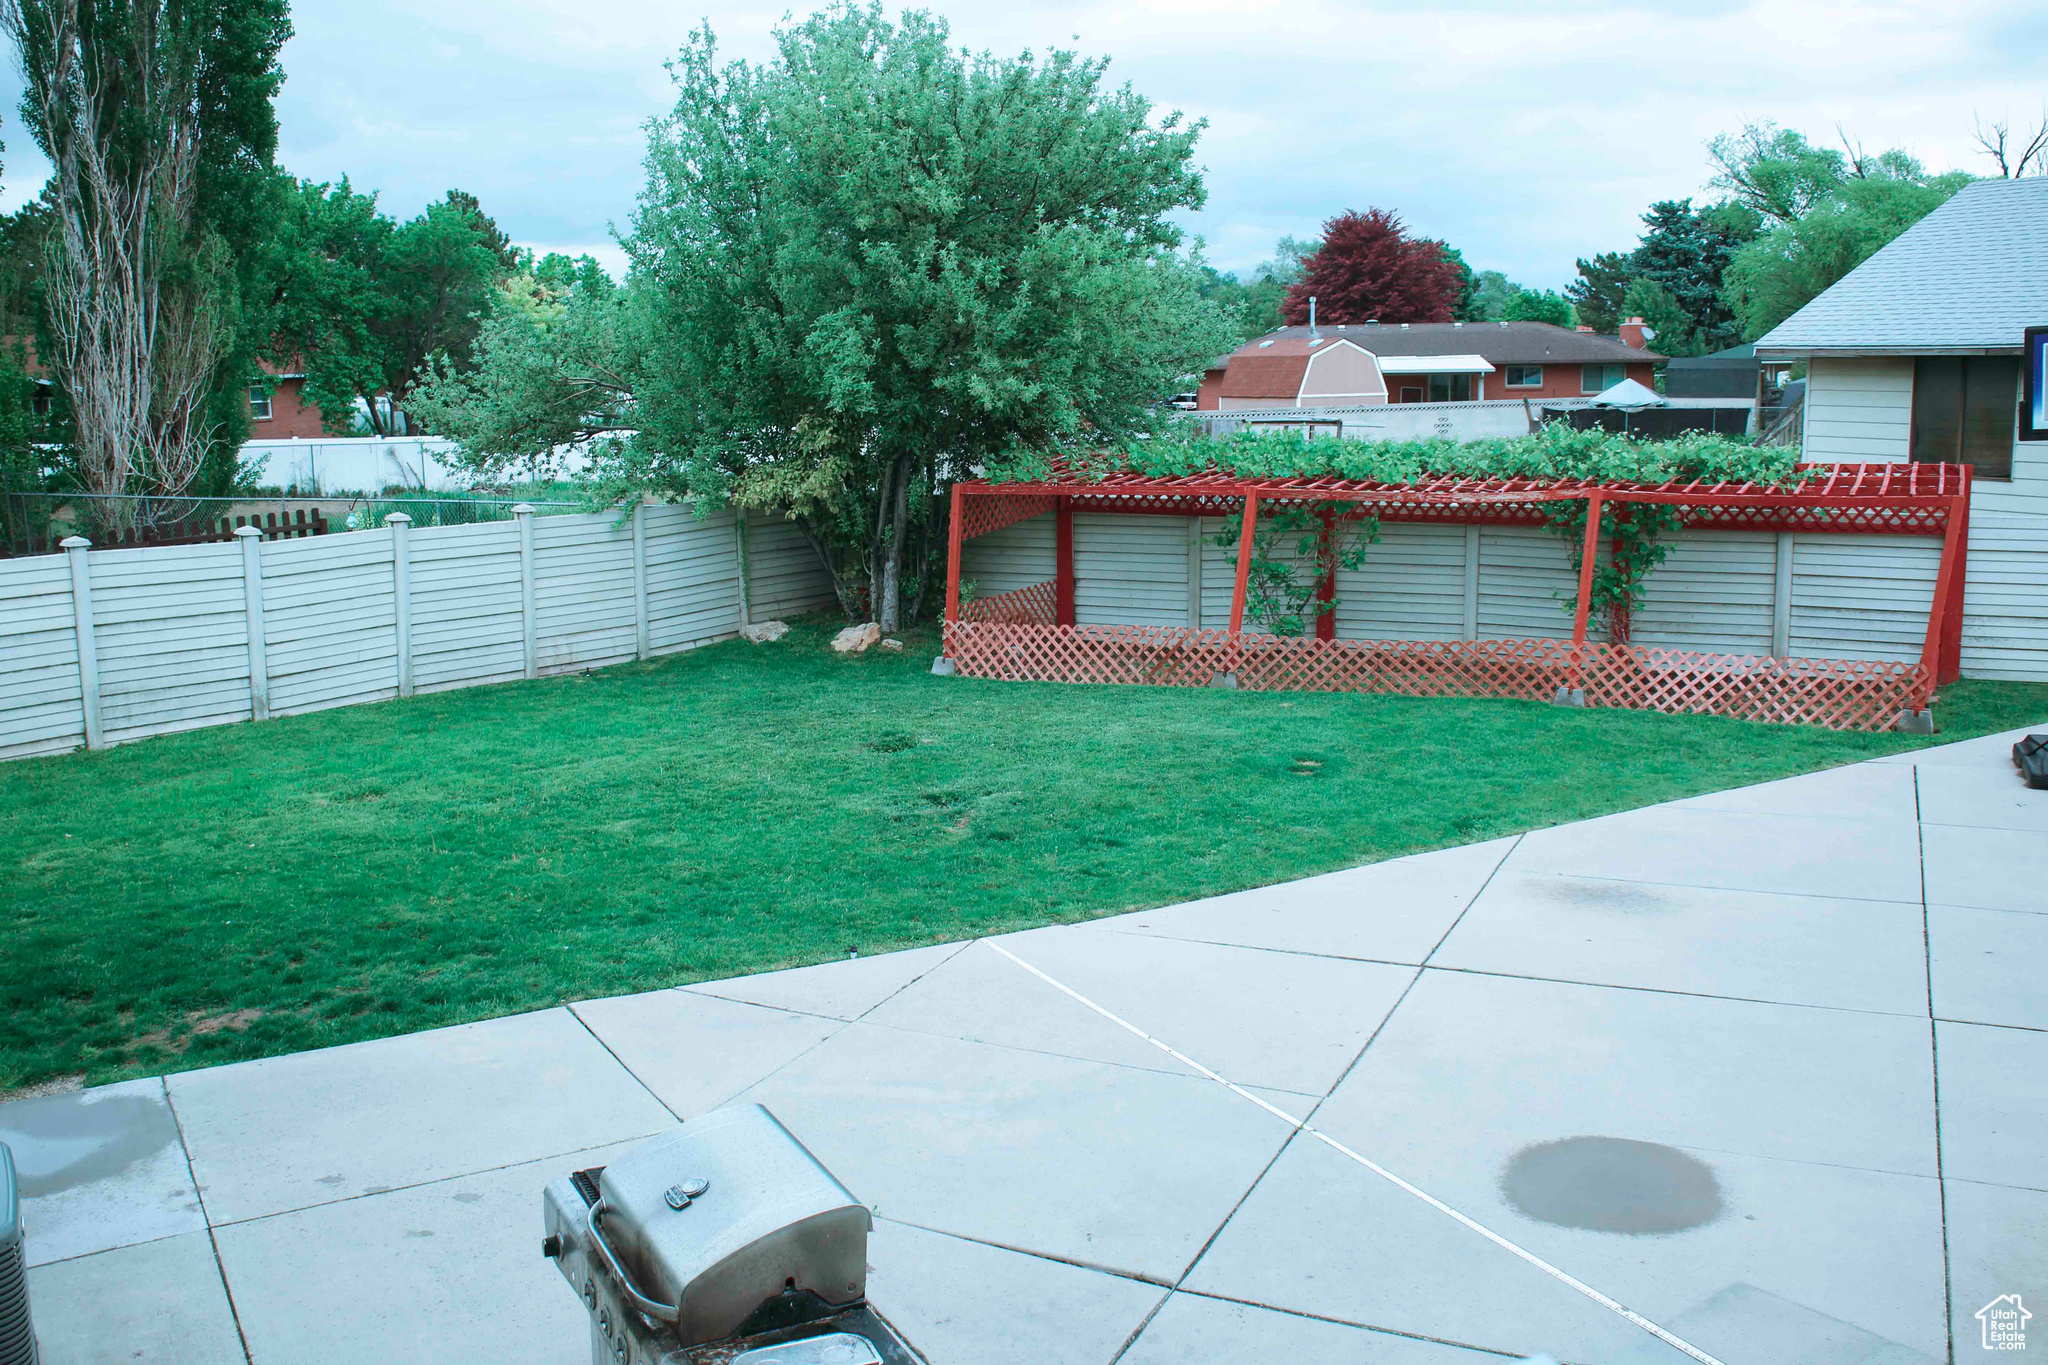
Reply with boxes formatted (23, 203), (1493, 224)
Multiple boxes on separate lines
(544, 1105), (915, 1365)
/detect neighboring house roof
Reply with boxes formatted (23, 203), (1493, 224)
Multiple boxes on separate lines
(1206, 322), (1661, 372)
(1755, 176), (2048, 359)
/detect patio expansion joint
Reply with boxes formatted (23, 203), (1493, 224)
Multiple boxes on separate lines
(1917, 765), (1958, 1365)
(1417, 961), (1936, 1021)
(1162, 1286), (1532, 1361)
(161, 1074), (256, 1365)
(1105, 839), (1526, 1362)
(195, 1132), (675, 1231)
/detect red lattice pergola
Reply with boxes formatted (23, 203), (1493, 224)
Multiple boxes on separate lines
(941, 459), (1972, 731)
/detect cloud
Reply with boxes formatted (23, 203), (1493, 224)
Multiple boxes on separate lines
(0, 0), (2036, 289)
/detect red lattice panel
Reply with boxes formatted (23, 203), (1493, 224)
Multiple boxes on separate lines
(941, 623), (1929, 731)
(960, 494), (1058, 541)
(959, 579), (1057, 625)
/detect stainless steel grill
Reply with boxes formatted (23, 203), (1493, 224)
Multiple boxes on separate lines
(544, 1105), (913, 1365)
(1, 1143), (38, 1365)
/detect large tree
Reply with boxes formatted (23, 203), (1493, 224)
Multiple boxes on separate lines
(1628, 198), (1757, 353)
(1566, 250), (1632, 334)
(1722, 170), (1971, 339)
(263, 182), (508, 433)
(1281, 208), (1461, 325)
(3, 0), (289, 522)
(416, 3), (1231, 631)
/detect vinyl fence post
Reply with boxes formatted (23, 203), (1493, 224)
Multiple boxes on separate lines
(1462, 525), (1482, 639)
(62, 535), (103, 750)
(1771, 531), (1795, 658)
(631, 500), (650, 660)
(385, 512), (413, 697)
(513, 503), (538, 679)
(235, 526), (270, 721)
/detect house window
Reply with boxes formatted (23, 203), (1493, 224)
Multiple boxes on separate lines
(1581, 363), (1625, 394)
(1399, 386), (1423, 403)
(1912, 356), (2016, 480)
(249, 385), (273, 421)
(1428, 374), (1474, 403)
(1504, 365), (1543, 388)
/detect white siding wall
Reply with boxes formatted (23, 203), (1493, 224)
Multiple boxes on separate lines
(262, 532), (398, 715)
(960, 512), (1056, 597)
(534, 514), (638, 674)
(0, 501), (829, 762)
(410, 520), (525, 693)
(745, 511), (837, 621)
(1075, 513), (1191, 627)
(91, 542), (252, 743)
(1477, 525), (1603, 642)
(1789, 534), (1940, 663)
(1798, 355), (2048, 680)
(0, 556), (84, 760)
(1629, 532), (1778, 654)
(1802, 357), (1915, 462)
(647, 505), (744, 652)
(1334, 523), (1467, 640)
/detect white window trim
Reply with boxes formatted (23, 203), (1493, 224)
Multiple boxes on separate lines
(1581, 363), (1624, 395)
(1504, 366), (1544, 388)
(249, 385), (274, 421)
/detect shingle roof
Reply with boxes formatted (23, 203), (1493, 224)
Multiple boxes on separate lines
(1205, 322), (1659, 372)
(1755, 176), (2048, 358)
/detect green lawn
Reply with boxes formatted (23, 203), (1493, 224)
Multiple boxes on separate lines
(4, 616), (2044, 1093)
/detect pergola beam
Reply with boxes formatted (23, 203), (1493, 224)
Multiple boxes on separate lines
(1228, 494), (1260, 636)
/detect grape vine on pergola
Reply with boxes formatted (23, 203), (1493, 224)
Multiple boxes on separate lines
(938, 459), (1973, 731)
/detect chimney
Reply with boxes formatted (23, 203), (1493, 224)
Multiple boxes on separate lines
(1619, 316), (1648, 349)
(1575, 325), (1594, 333)
(1309, 296), (1318, 337)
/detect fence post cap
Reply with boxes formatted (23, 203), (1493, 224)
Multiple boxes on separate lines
(510, 502), (537, 515)
(382, 511), (413, 525)
(59, 534), (92, 549)
(233, 525), (265, 539)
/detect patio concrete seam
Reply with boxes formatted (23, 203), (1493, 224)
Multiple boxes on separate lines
(1420, 832), (1523, 968)
(851, 939), (978, 1022)
(1933, 1015), (2048, 1034)
(566, 1000), (688, 1123)
(1103, 1287), (1174, 1365)
(196, 1132), (673, 1230)
(1162, 966), (1429, 1291)
(1083, 925), (1431, 970)
(847, 1005), (1323, 1098)
(1418, 961), (1934, 1021)
(1942, 1173), (2048, 1197)
(1917, 763), (1958, 1365)
(1164, 1286), (1526, 1360)
(871, 1216), (1176, 1288)
(161, 1075), (255, 1365)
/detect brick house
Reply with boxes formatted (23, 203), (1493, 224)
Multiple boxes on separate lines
(1196, 320), (1663, 410)
(248, 365), (329, 440)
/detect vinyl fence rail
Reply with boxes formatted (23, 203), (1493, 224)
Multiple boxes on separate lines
(0, 502), (835, 762)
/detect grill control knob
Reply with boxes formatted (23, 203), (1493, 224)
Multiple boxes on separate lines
(584, 1280), (597, 1310)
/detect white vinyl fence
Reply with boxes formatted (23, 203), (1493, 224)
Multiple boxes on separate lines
(0, 503), (834, 762)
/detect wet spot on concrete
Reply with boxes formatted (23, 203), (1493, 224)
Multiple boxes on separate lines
(452, 1191), (483, 1204)
(1523, 876), (1673, 915)
(0, 1091), (180, 1197)
(315, 1174), (347, 1186)
(405, 1229), (436, 1238)
(1501, 1135), (1722, 1235)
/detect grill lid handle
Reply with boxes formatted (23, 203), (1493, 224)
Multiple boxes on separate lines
(585, 1198), (681, 1324)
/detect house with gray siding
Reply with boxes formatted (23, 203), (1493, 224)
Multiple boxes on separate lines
(1756, 174), (2048, 681)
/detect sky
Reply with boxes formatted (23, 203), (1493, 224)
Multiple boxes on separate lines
(1, 0), (2042, 290)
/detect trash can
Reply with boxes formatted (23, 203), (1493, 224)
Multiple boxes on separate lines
(1, 1142), (37, 1365)
(543, 1105), (914, 1364)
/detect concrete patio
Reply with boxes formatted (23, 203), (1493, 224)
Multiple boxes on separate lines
(6, 723), (2045, 1364)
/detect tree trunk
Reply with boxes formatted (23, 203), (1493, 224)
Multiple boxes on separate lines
(874, 453), (913, 632)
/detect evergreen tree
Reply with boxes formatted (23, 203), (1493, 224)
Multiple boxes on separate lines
(1627, 199), (1758, 354)
(1566, 251), (1632, 334)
